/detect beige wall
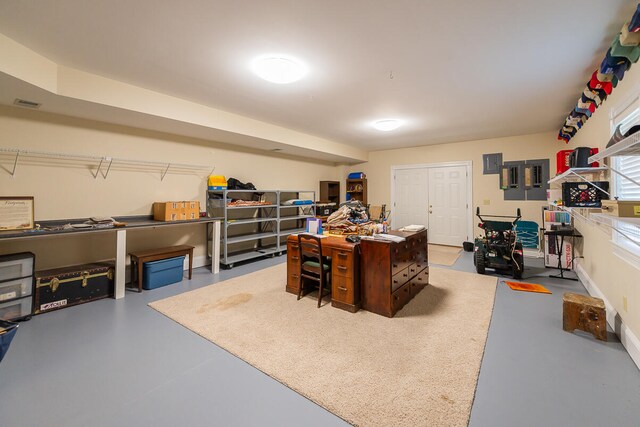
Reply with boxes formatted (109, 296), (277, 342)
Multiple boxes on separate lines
(0, 106), (340, 269)
(352, 132), (559, 237)
(564, 63), (640, 338)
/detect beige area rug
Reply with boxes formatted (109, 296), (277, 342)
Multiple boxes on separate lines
(150, 264), (497, 427)
(429, 244), (463, 266)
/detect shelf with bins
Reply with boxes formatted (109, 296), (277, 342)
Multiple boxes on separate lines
(207, 189), (315, 268)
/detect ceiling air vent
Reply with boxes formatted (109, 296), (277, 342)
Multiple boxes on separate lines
(13, 98), (41, 109)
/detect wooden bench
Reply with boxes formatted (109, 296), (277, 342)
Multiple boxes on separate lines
(129, 245), (194, 292)
(562, 292), (607, 341)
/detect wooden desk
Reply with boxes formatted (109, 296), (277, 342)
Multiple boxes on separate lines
(286, 235), (360, 312)
(129, 245), (194, 292)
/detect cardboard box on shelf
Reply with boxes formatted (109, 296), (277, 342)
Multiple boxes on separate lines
(153, 201), (200, 221)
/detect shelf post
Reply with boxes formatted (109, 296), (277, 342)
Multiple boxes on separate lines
(161, 163), (171, 181)
(11, 151), (20, 177)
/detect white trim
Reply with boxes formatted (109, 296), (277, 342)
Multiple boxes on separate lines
(390, 161), (473, 242)
(575, 263), (640, 371)
(612, 244), (640, 271)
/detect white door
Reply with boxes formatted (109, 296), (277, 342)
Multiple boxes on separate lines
(393, 168), (429, 229)
(428, 166), (468, 246)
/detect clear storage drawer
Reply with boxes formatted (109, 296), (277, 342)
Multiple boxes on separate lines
(0, 297), (33, 321)
(0, 277), (33, 302)
(0, 252), (35, 281)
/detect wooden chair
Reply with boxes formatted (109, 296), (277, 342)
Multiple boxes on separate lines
(297, 233), (331, 307)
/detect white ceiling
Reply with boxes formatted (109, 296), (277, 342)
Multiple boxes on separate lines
(0, 0), (636, 151)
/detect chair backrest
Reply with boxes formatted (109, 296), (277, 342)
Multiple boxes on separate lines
(297, 233), (323, 266)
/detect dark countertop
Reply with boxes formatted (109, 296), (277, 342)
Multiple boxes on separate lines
(0, 216), (217, 240)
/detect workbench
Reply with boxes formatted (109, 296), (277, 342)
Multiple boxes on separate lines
(0, 216), (220, 299)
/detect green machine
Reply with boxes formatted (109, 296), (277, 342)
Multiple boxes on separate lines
(474, 207), (524, 279)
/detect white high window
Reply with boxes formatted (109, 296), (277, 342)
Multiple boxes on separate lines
(609, 87), (640, 261)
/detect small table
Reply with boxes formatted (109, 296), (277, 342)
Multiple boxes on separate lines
(129, 245), (194, 292)
(544, 228), (583, 281)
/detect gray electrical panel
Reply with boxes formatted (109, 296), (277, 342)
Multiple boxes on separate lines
(483, 153), (502, 175)
(524, 159), (550, 200)
(501, 161), (526, 200)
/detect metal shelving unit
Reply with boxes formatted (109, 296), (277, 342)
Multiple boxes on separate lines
(278, 190), (316, 248)
(207, 189), (315, 268)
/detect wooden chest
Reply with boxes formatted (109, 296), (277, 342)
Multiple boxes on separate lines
(34, 262), (114, 314)
(360, 230), (429, 317)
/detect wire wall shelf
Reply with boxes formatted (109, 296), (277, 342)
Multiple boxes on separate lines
(0, 148), (214, 180)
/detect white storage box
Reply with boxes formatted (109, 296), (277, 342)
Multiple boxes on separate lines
(0, 297), (32, 321)
(0, 252), (35, 281)
(0, 277), (33, 302)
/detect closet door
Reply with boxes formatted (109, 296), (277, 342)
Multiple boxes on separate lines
(393, 168), (429, 230)
(428, 166), (468, 246)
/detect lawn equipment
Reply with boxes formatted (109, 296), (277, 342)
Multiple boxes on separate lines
(474, 207), (524, 279)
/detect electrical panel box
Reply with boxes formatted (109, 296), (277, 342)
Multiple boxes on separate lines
(501, 161), (526, 200)
(524, 159), (550, 201)
(483, 153), (503, 175)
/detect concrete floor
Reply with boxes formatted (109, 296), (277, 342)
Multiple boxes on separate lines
(0, 252), (639, 427)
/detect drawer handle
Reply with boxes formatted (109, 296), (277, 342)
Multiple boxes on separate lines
(394, 295), (399, 300)
(418, 277), (422, 281)
(404, 287), (409, 293)
(292, 274), (299, 279)
(291, 245), (299, 249)
(392, 264), (398, 268)
(338, 287), (347, 291)
(393, 279), (398, 284)
(403, 273), (408, 277)
(291, 256), (299, 261)
(338, 253), (348, 258)
(337, 266), (348, 271)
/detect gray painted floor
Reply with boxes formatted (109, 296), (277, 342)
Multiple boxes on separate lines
(0, 252), (638, 426)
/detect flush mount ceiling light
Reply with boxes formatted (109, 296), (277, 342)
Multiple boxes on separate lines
(252, 55), (308, 84)
(372, 119), (403, 131)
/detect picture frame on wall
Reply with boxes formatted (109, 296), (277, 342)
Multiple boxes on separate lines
(0, 196), (35, 231)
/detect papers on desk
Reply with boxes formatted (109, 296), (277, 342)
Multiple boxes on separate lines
(371, 233), (405, 243)
(399, 224), (426, 232)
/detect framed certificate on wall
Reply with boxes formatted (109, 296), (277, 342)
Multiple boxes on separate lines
(0, 196), (35, 231)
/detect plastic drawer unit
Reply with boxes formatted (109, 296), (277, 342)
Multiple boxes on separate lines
(142, 256), (185, 290)
(0, 252), (34, 282)
(0, 252), (35, 321)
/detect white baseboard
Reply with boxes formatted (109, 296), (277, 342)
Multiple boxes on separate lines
(576, 263), (640, 370)
(187, 255), (211, 270)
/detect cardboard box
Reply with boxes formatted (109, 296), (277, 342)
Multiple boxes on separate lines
(600, 200), (640, 218)
(153, 201), (200, 221)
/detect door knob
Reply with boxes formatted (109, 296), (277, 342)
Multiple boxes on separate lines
(429, 210), (433, 214)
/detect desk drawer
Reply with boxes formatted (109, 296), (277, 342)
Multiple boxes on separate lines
(391, 282), (412, 314)
(332, 250), (353, 278)
(391, 267), (411, 292)
(413, 267), (429, 288)
(332, 275), (354, 305)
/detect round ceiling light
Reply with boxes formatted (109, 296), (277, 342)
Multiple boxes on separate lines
(372, 119), (403, 131)
(252, 55), (308, 84)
